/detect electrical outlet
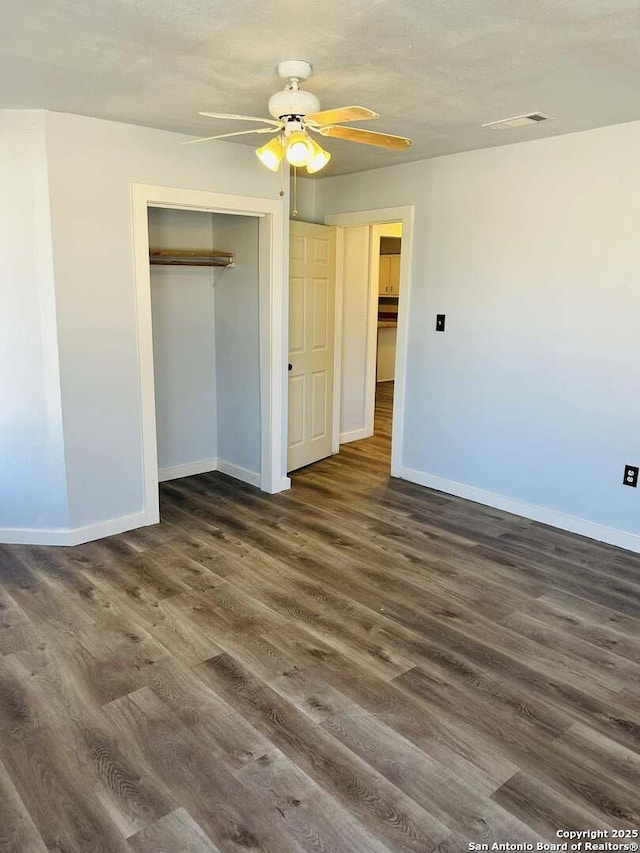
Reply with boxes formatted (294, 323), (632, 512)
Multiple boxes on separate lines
(623, 465), (639, 488)
(436, 314), (446, 332)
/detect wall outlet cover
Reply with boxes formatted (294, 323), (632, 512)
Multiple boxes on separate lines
(623, 465), (639, 487)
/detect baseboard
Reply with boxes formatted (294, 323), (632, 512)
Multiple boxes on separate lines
(216, 459), (261, 488)
(159, 458), (261, 489)
(0, 510), (158, 547)
(0, 526), (74, 546)
(0, 458), (262, 546)
(158, 458), (218, 482)
(396, 467), (640, 554)
(339, 427), (372, 445)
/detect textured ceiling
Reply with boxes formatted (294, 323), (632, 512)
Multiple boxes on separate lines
(2, 0), (640, 175)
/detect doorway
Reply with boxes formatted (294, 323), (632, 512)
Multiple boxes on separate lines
(325, 206), (414, 478)
(131, 184), (289, 530)
(372, 221), (402, 454)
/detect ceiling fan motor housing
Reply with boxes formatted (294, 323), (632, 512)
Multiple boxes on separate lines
(277, 60), (313, 81)
(268, 86), (320, 120)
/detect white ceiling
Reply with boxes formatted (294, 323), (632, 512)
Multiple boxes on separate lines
(2, 0), (640, 176)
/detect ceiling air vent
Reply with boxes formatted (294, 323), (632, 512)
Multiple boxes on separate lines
(481, 112), (554, 130)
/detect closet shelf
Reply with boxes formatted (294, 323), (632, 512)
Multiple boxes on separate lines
(149, 249), (235, 267)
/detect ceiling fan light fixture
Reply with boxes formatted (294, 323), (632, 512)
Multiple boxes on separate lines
(285, 131), (314, 167)
(255, 136), (284, 171)
(306, 138), (331, 174)
(195, 61), (412, 172)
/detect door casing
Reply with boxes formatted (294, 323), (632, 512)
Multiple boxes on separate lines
(132, 183), (290, 529)
(324, 206), (415, 477)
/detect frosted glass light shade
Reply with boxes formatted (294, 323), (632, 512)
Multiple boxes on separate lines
(285, 131), (313, 167)
(255, 136), (284, 171)
(306, 138), (331, 174)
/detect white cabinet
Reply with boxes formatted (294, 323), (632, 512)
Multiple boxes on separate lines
(378, 254), (401, 296)
(378, 255), (390, 295)
(388, 255), (401, 295)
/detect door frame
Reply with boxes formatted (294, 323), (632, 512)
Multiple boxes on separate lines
(324, 205), (414, 477)
(131, 183), (290, 526)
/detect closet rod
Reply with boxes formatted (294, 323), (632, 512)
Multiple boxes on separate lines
(149, 248), (235, 268)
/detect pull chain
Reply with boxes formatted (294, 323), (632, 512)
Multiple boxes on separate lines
(279, 152), (285, 199)
(292, 166), (298, 218)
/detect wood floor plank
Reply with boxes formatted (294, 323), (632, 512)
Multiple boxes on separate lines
(127, 807), (222, 853)
(2, 727), (131, 852)
(501, 594), (640, 663)
(265, 614), (520, 793)
(104, 686), (306, 853)
(0, 649), (178, 838)
(269, 662), (511, 797)
(491, 772), (613, 837)
(197, 652), (451, 852)
(395, 666), (639, 826)
(319, 708), (540, 843)
(0, 756), (47, 852)
(236, 750), (393, 853)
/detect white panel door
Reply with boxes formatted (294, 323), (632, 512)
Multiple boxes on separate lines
(288, 221), (336, 472)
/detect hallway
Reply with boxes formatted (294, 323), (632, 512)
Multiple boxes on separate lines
(374, 379), (394, 440)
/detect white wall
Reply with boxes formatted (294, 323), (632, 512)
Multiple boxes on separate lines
(0, 111), (69, 534)
(41, 110), (282, 532)
(213, 214), (261, 477)
(289, 176), (319, 223)
(316, 120), (640, 546)
(148, 208), (218, 475)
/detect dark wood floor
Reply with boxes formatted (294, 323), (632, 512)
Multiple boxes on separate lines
(1, 381), (639, 852)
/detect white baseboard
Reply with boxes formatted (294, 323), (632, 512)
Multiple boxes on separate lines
(0, 526), (74, 546)
(216, 459), (261, 488)
(158, 458), (218, 482)
(67, 511), (159, 546)
(396, 466), (640, 554)
(0, 459), (264, 547)
(159, 457), (261, 488)
(339, 427), (372, 445)
(0, 510), (158, 547)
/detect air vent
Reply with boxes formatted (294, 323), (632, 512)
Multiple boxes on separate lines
(481, 112), (554, 130)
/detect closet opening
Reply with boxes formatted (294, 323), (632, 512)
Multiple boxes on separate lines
(148, 207), (261, 492)
(131, 184), (289, 532)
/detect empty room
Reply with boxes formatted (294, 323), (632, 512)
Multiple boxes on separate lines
(1, 2), (639, 851)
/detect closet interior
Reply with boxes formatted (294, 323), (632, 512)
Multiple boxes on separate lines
(148, 206), (261, 486)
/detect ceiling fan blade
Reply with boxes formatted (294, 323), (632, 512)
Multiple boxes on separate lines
(318, 125), (412, 150)
(183, 127), (279, 145)
(304, 106), (379, 127)
(199, 111), (282, 127)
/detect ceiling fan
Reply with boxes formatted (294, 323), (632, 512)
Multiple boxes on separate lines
(185, 60), (412, 175)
